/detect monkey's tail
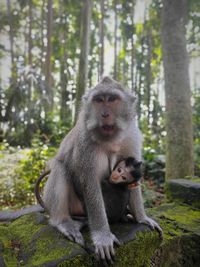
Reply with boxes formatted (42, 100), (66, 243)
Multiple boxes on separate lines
(34, 170), (50, 210)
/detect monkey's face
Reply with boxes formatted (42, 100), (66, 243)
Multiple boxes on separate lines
(82, 77), (137, 140)
(109, 161), (135, 184)
(109, 159), (142, 185)
(91, 93), (123, 138)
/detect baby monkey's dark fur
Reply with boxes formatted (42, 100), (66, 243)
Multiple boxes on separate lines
(102, 157), (142, 223)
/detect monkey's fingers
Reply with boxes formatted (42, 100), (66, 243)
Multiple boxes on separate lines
(155, 225), (163, 240)
(139, 216), (163, 239)
(72, 232), (85, 246)
(114, 236), (121, 247)
(104, 245), (115, 264)
(95, 244), (115, 264)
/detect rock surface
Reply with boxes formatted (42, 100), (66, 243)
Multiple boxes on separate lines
(0, 202), (200, 267)
(165, 178), (200, 208)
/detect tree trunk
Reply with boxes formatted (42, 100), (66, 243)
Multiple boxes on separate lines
(28, 0), (33, 68)
(6, 0), (16, 82)
(113, 0), (118, 80)
(161, 0), (194, 179)
(99, 0), (105, 77)
(59, 1), (70, 123)
(146, 28), (152, 125)
(45, 0), (53, 108)
(131, 0), (136, 91)
(40, 0), (45, 72)
(75, 0), (92, 121)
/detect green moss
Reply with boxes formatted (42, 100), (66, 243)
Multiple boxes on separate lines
(0, 225), (18, 266)
(115, 231), (161, 267)
(148, 203), (200, 240)
(165, 178), (200, 208)
(184, 176), (200, 183)
(8, 214), (42, 248)
(1, 204), (199, 266)
(58, 255), (94, 267)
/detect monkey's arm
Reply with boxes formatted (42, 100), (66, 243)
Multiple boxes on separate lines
(77, 148), (120, 262)
(0, 204), (43, 221)
(83, 175), (120, 262)
(129, 186), (162, 235)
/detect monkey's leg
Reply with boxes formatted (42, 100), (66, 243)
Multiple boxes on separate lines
(43, 160), (84, 245)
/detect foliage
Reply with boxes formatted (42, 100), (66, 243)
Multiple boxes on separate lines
(193, 88), (200, 176)
(0, 0), (200, 207)
(0, 141), (56, 208)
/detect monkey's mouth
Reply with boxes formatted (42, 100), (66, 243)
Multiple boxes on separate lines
(101, 125), (115, 135)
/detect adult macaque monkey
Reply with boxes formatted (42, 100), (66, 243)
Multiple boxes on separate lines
(0, 77), (162, 262)
(43, 77), (161, 261)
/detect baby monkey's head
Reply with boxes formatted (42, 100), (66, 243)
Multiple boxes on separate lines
(109, 157), (142, 185)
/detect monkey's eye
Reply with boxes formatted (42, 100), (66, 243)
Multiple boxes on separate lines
(108, 95), (118, 102)
(93, 96), (104, 103)
(118, 167), (122, 173)
(122, 176), (126, 180)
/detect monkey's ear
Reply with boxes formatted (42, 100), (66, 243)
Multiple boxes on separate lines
(129, 93), (137, 103)
(82, 92), (89, 102)
(134, 161), (142, 168)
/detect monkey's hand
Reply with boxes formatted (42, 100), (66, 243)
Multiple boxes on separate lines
(139, 216), (163, 238)
(92, 230), (120, 263)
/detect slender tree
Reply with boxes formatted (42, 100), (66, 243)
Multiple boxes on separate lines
(75, 0), (92, 121)
(40, 0), (45, 72)
(45, 0), (53, 108)
(161, 0), (194, 179)
(113, 0), (118, 80)
(99, 0), (105, 76)
(131, 0), (136, 90)
(6, 0), (16, 82)
(28, 0), (33, 68)
(59, 1), (70, 123)
(146, 27), (152, 125)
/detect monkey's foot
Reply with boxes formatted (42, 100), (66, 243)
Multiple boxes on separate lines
(139, 216), (163, 238)
(92, 230), (120, 263)
(56, 219), (85, 246)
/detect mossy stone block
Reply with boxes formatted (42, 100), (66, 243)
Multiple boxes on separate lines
(1, 202), (199, 266)
(0, 212), (161, 267)
(165, 179), (200, 207)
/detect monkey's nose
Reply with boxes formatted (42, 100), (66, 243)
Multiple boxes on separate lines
(101, 112), (109, 118)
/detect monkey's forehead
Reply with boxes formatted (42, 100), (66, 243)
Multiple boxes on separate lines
(84, 85), (135, 102)
(82, 77), (136, 102)
(88, 87), (126, 98)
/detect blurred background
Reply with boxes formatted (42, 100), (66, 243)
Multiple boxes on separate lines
(0, 0), (199, 209)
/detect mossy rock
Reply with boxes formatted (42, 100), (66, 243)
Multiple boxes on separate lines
(1, 203), (200, 267)
(165, 179), (200, 208)
(0, 212), (161, 267)
(148, 203), (200, 267)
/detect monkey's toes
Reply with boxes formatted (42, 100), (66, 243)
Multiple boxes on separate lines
(73, 232), (85, 246)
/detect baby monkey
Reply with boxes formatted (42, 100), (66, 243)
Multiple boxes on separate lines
(102, 157), (142, 223)
(35, 157), (142, 224)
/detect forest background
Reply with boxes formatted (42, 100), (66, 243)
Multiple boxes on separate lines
(0, 0), (200, 209)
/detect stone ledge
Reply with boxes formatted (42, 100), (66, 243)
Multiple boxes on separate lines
(165, 178), (200, 208)
(0, 202), (200, 267)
